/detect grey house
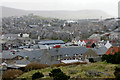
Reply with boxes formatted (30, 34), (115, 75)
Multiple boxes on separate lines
(39, 47), (100, 65)
(13, 46), (108, 65)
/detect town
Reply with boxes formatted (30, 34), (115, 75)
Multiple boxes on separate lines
(0, 2), (120, 79)
(0, 13), (120, 69)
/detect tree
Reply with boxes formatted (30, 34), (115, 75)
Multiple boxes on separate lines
(102, 52), (120, 64)
(49, 68), (70, 80)
(32, 72), (44, 80)
(114, 66), (120, 80)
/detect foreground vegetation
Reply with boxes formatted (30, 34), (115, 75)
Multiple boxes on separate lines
(102, 51), (120, 64)
(18, 62), (119, 79)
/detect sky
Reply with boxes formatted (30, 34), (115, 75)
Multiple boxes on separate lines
(1, 0), (120, 17)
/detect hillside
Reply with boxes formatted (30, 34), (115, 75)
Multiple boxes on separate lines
(1, 6), (112, 19)
(18, 62), (119, 79)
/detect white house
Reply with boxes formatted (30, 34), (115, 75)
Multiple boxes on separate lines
(105, 41), (112, 49)
(18, 33), (29, 38)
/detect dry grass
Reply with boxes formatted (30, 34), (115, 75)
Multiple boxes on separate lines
(18, 62), (120, 79)
(2, 69), (23, 80)
(25, 62), (49, 71)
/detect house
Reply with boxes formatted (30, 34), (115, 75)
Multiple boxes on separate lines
(18, 33), (29, 38)
(105, 41), (112, 49)
(109, 32), (120, 40)
(17, 49), (45, 63)
(0, 53), (24, 62)
(39, 47), (101, 65)
(78, 40), (86, 46)
(105, 46), (120, 55)
(92, 46), (108, 61)
(38, 40), (65, 48)
(82, 49), (98, 61)
(7, 59), (30, 70)
(61, 60), (83, 64)
(89, 34), (101, 40)
(1, 34), (18, 40)
(86, 42), (96, 48)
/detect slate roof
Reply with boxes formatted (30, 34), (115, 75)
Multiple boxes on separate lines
(39, 47), (89, 64)
(15, 59), (31, 65)
(0, 53), (16, 59)
(38, 40), (65, 45)
(49, 47), (88, 57)
(17, 50), (44, 62)
(92, 46), (108, 55)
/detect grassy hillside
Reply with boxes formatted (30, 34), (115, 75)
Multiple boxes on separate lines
(18, 62), (119, 79)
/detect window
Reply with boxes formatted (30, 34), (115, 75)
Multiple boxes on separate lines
(64, 54), (69, 57)
(51, 56), (54, 61)
(74, 54), (78, 56)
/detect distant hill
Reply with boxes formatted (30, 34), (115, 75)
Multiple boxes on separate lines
(1, 6), (29, 18)
(1, 6), (112, 19)
(118, 1), (120, 17)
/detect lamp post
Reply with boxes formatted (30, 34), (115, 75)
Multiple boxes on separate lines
(49, 47), (52, 67)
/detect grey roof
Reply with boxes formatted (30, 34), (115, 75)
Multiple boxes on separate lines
(50, 47), (88, 57)
(39, 47), (89, 65)
(17, 50), (44, 62)
(92, 46), (108, 55)
(15, 59), (30, 65)
(0, 53), (16, 59)
(7, 65), (22, 69)
(38, 40), (65, 45)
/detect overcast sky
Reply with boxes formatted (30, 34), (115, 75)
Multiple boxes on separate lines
(1, 0), (120, 17)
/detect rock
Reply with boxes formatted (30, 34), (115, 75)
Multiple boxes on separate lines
(86, 70), (100, 77)
(78, 70), (82, 72)
(102, 73), (111, 77)
(104, 69), (109, 71)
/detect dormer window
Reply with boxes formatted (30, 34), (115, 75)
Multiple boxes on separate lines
(65, 54), (69, 57)
(74, 54), (78, 56)
(111, 47), (114, 53)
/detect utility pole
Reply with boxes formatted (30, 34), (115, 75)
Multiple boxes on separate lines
(49, 47), (52, 67)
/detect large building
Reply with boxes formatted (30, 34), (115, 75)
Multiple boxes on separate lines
(38, 40), (65, 48)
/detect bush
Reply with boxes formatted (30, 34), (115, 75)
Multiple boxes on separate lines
(25, 63), (49, 71)
(32, 72), (44, 80)
(2, 69), (23, 80)
(51, 62), (87, 68)
(114, 66), (120, 80)
(21, 78), (27, 80)
(102, 52), (120, 64)
(49, 68), (70, 80)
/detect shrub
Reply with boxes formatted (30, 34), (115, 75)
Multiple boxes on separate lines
(25, 62), (49, 71)
(114, 66), (120, 80)
(2, 69), (23, 80)
(21, 78), (27, 80)
(102, 52), (120, 64)
(49, 68), (70, 80)
(32, 72), (44, 80)
(51, 62), (87, 68)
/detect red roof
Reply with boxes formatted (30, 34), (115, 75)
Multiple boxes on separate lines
(105, 47), (120, 55)
(10, 50), (15, 52)
(105, 34), (110, 36)
(53, 45), (61, 48)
